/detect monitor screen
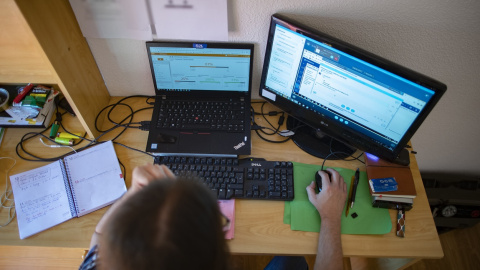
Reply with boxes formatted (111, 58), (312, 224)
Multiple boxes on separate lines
(259, 14), (446, 163)
(146, 43), (252, 93)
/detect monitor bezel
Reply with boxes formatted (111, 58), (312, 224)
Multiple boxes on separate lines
(259, 14), (447, 162)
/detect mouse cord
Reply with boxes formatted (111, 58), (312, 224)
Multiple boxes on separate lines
(321, 151), (365, 170)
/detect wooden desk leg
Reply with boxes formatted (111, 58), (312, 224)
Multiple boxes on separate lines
(343, 257), (353, 270)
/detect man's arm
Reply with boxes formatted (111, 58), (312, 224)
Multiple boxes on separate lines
(315, 216), (343, 270)
(306, 168), (347, 270)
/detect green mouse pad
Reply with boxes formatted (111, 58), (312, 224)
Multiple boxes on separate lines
(284, 162), (392, 234)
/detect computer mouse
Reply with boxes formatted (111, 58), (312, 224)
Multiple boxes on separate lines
(315, 170), (332, 192)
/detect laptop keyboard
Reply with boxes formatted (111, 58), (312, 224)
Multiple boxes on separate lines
(154, 156), (295, 201)
(156, 99), (246, 132)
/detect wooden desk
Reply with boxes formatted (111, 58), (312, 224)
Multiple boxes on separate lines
(0, 98), (443, 260)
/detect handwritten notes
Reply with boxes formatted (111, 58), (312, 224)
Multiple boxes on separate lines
(10, 161), (74, 239)
(10, 141), (126, 239)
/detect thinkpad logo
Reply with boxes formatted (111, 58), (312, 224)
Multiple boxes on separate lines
(233, 141), (245, 150)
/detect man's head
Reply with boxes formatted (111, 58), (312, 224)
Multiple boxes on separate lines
(98, 178), (229, 270)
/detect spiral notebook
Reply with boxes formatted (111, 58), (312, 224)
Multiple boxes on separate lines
(10, 141), (126, 239)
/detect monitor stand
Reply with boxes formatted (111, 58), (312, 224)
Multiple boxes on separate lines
(286, 116), (356, 160)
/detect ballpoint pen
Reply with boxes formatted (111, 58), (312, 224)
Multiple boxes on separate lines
(396, 207), (406, 237)
(350, 168), (360, 209)
(345, 176), (354, 217)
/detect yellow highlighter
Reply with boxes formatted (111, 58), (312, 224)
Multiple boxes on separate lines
(57, 132), (82, 139)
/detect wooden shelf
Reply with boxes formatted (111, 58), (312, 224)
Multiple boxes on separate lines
(0, 0), (110, 138)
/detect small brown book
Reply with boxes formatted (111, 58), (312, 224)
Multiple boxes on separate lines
(365, 153), (417, 199)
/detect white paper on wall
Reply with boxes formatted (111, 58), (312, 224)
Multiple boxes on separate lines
(149, 0), (228, 41)
(69, 0), (153, 40)
(69, 0), (228, 41)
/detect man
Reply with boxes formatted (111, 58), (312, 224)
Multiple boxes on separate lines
(80, 165), (346, 270)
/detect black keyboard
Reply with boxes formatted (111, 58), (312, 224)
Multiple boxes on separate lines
(156, 99), (246, 132)
(154, 156), (294, 201)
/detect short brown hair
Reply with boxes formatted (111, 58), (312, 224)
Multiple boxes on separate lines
(99, 178), (229, 270)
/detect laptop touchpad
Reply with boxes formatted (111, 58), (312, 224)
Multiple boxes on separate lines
(178, 133), (212, 151)
(154, 133), (177, 144)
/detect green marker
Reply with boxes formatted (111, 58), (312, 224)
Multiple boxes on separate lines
(50, 121), (59, 138)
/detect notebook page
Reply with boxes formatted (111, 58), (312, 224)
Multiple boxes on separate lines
(10, 160), (75, 239)
(63, 141), (126, 216)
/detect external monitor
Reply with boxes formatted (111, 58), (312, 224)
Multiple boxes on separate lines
(259, 14), (447, 164)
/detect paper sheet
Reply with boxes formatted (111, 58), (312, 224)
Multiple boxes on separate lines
(284, 163), (392, 235)
(69, 0), (228, 41)
(10, 161), (74, 239)
(149, 0), (228, 41)
(69, 0), (152, 40)
(10, 141), (126, 239)
(64, 141), (126, 216)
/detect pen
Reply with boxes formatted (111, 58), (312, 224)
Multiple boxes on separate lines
(396, 207), (406, 237)
(13, 83), (34, 105)
(350, 168), (360, 208)
(345, 176), (354, 217)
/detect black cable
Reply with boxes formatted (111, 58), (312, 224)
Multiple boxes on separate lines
(113, 141), (156, 158)
(251, 103), (366, 164)
(145, 96), (156, 105)
(95, 96), (154, 142)
(15, 103), (81, 161)
(16, 130), (81, 162)
(320, 151), (365, 170)
(256, 102), (282, 135)
(98, 105), (153, 142)
(254, 129), (291, 143)
(251, 104), (290, 143)
(95, 95), (153, 131)
(94, 96), (146, 139)
(96, 102), (134, 132)
(15, 95), (155, 162)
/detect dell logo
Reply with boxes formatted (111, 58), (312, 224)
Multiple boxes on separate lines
(251, 163), (262, 167)
(320, 121), (328, 127)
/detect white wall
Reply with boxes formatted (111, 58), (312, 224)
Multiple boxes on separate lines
(86, 0), (480, 175)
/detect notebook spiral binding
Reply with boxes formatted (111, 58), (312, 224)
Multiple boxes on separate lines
(60, 160), (78, 217)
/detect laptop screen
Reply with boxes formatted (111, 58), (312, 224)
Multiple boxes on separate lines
(147, 43), (253, 93)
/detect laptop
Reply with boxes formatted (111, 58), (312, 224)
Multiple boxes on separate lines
(145, 41), (254, 156)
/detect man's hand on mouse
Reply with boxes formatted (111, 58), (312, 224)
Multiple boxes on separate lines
(306, 168), (347, 222)
(130, 164), (175, 193)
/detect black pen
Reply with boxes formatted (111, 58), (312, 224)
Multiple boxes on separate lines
(350, 168), (360, 208)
